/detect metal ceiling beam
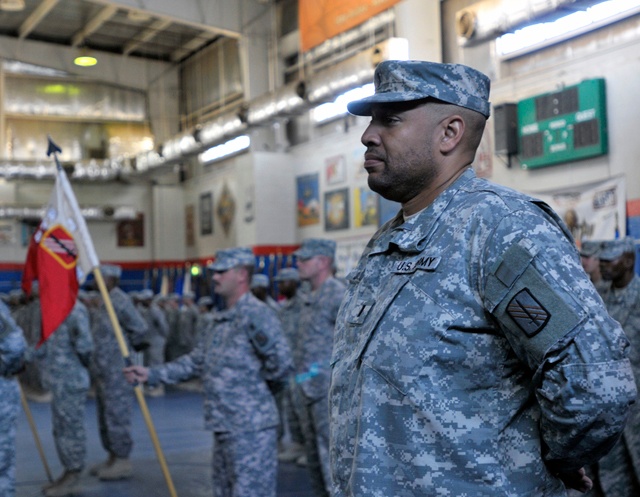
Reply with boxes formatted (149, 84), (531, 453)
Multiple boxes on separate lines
(71, 4), (119, 47)
(170, 31), (218, 62)
(18, 0), (59, 39)
(123, 18), (172, 56)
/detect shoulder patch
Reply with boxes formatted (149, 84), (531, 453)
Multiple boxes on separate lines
(507, 288), (551, 337)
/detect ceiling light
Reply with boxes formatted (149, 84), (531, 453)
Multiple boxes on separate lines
(74, 54), (98, 67)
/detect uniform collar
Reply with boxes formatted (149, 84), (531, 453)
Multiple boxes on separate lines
(370, 168), (476, 256)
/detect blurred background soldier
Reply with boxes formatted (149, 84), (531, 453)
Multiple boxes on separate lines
(137, 289), (169, 397)
(0, 298), (27, 497)
(124, 247), (292, 497)
(292, 238), (346, 497)
(89, 264), (148, 481)
(36, 298), (93, 497)
(580, 240), (605, 288)
(594, 237), (640, 497)
(274, 268), (307, 466)
(251, 274), (280, 312)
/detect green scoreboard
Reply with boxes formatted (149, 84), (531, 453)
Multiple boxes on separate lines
(517, 78), (608, 169)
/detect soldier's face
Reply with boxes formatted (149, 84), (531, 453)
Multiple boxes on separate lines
(599, 256), (626, 281)
(297, 256), (320, 281)
(361, 101), (440, 204)
(212, 268), (241, 298)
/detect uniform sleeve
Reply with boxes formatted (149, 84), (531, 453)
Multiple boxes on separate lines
(482, 209), (636, 471)
(247, 306), (293, 382)
(72, 303), (94, 368)
(0, 301), (27, 377)
(148, 331), (206, 386)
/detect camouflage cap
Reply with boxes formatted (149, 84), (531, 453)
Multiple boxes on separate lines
(101, 264), (122, 279)
(294, 238), (336, 260)
(274, 267), (300, 282)
(579, 240), (602, 258)
(209, 247), (255, 271)
(250, 273), (270, 289)
(599, 237), (636, 261)
(347, 60), (491, 118)
(138, 289), (154, 300)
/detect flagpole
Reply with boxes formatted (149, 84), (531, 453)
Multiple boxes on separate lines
(44, 137), (177, 497)
(18, 382), (54, 483)
(92, 268), (178, 497)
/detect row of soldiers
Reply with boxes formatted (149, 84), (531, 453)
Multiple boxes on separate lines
(0, 264), (220, 497)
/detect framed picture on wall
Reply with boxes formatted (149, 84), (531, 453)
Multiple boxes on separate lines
(297, 173), (320, 227)
(353, 187), (378, 227)
(325, 154), (347, 185)
(117, 214), (144, 247)
(324, 188), (350, 231)
(200, 192), (213, 236)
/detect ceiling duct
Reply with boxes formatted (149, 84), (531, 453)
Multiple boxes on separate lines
(455, 0), (578, 46)
(246, 80), (307, 126)
(0, 204), (136, 221)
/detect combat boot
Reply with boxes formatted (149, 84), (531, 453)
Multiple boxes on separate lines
(43, 470), (81, 497)
(89, 453), (115, 476)
(98, 457), (133, 480)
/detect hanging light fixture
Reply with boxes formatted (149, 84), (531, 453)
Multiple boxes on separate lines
(74, 48), (98, 67)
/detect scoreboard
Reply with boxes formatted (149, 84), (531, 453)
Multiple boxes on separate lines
(517, 78), (608, 169)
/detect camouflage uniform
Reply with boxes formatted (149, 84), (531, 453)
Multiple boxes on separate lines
(0, 300), (26, 497)
(137, 294), (169, 368)
(91, 286), (148, 459)
(147, 291), (292, 497)
(39, 301), (93, 472)
(596, 271), (640, 496)
(330, 168), (636, 497)
(293, 275), (346, 497)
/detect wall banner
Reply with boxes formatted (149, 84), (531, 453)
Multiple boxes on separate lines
(527, 175), (626, 246)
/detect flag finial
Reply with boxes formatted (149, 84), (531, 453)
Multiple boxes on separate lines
(46, 136), (63, 169)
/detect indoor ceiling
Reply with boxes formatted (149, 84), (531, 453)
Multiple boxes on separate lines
(0, 0), (234, 64)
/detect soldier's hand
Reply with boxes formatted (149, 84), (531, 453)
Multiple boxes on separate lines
(123, 365), (149, 384)
(557, 467), (593, 493)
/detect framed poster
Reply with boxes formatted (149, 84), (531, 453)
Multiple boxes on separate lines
(353, 187), (378, 227)
(200, 192), (213, 236)
(297, 173), (320, 227)
(117, 214), (144, 247)
(325, 154), (347, 185)
(324, 188), (350, 231)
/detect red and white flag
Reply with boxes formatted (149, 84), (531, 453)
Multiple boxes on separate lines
(22, 166), (100, 345)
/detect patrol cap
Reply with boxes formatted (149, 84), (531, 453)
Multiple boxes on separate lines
(101, 264), (122, 279)
(274, 268), (300, 282)
(579, 240), (601, 258)
(599, 237), (636, 261)
(138, 289), (154, 300)
(250, 274), (270, 289)
(347, 60), (491, 118)
(294, 238), (336, 260)
(209, 247), (255, 271)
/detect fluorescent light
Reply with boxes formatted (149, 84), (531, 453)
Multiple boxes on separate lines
(496, 0), (640, 58)
(312, 84), (375, 123)
(74, 55), (98, 67)
(199, 135), (250, 164)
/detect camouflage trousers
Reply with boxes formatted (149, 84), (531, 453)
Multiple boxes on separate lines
(51, 384), (88, 471)
(293, 384), (332, 497)
(94, 370), (134, 458)
(597, 436), (640, 497)
(212, 427), (277, 497)
(0, 378), (19, 497)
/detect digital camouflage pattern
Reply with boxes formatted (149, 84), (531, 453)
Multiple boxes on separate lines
(347, 60), (491, 118)
(329, 168), (636, 497)
(91, 286), (148, 458)
(39, 301), (93, 472)
(138, 299), (169, 368)
(147, 291), (292, 497)
(0, 300), (26, 497)
(293, 276), (346, 497)
(596, 274), (640, 496)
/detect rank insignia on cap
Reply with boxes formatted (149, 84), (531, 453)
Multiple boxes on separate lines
(507, 288), (550, 337)
(254, 331), (269, 348)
